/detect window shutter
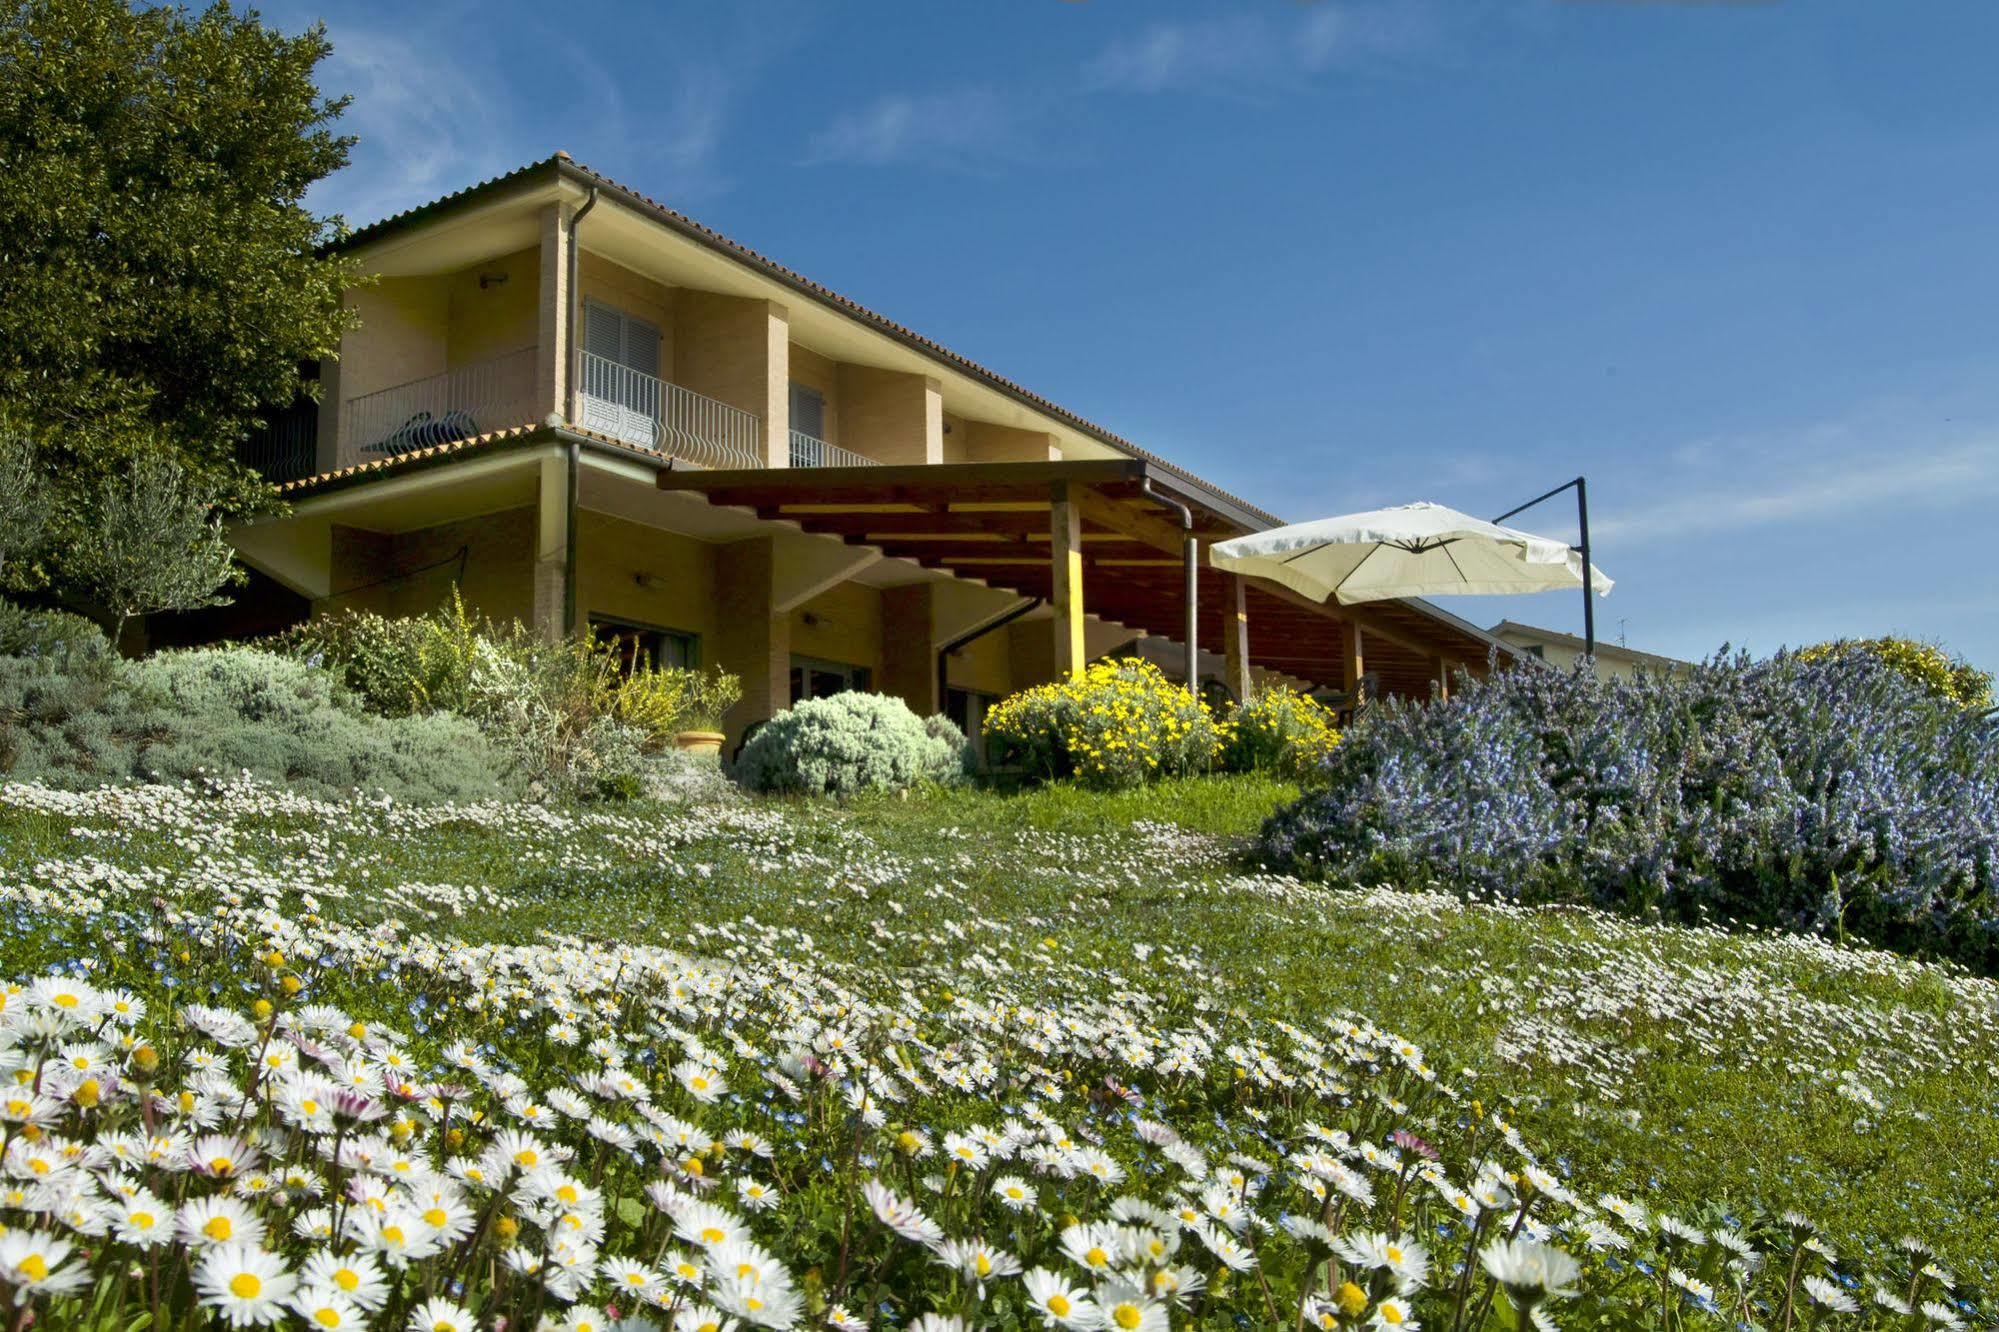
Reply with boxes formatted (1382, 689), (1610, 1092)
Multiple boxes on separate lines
(584, 301), (625, 362)
(622, 319), (660, 377)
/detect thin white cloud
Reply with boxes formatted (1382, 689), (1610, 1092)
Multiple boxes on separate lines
(808, 3), (1435, 169)
(1594, 437), (1999, 544)
(802, 88), (1018, 168)
(305, 24), (515, 227)
(1086, 3), (1433, 94)
(1085, 14), (1284, 94)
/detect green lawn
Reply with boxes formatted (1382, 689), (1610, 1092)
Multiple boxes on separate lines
(0, 772), (1992, 1298)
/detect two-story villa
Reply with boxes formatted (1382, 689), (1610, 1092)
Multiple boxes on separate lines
(208, 153), (1512, 745)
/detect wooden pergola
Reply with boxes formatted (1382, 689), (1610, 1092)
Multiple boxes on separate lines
(658, 458), (1509, 700)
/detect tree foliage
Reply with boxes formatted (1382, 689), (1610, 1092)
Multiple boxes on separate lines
(0, 0), (358, 585)
(0, 421), (45, 580)
(66, 453), (238, 641)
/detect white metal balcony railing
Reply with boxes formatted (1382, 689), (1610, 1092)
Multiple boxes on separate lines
(333, 347), (889, 475)
(788, 430), (878, 469)
(577, 351), (767, 469)
(336, 346), (541, 470)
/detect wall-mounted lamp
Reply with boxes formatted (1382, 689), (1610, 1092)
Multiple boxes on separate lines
(634, 572), (667, 591)
(478, 270), (510, 290)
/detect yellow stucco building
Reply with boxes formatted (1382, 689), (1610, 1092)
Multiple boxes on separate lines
(197, 154), (1514, 747)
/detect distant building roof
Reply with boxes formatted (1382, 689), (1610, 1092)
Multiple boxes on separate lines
(1489, 620), (1689, 671)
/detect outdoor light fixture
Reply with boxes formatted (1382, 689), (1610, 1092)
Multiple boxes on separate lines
(1491, 476), (1596, 657)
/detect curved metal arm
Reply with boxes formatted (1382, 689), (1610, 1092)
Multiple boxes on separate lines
(1493, 475), (1594, 659)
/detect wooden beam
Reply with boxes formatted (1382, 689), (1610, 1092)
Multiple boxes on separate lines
(1344, 625), (1366, 706)
(1050, 481), (1085, 679)
(1245, 578), (1436, 661)
(1434, 656), (1452, 702)
(1222, 574), (1252, 702)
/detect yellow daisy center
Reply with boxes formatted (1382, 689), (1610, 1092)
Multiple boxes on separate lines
(229, 1272), (262, 1299)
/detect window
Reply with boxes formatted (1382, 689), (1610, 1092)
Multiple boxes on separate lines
(578, 300), (661, 448)
(789, 655), (869, 703)
(789, 383), (827, 466)
(592, 616), (697, 674)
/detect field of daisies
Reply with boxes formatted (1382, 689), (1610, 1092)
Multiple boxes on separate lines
(0, 773), (1991, 1331)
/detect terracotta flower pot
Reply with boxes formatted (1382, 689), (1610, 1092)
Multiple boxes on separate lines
(674, 729), (725, 758)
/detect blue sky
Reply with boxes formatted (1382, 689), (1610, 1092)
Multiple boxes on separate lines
(271, 0), (1999, 672)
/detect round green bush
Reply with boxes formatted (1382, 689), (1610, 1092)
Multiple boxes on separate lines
(733, 692), (968, 796)
(0, 598), (111, 667)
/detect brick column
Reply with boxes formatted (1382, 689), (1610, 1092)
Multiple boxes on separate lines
(536, 201), (571, 424)
(674, 294), (789, 466)
(836, 366), (943, 465)
(713, 536), (790, 746)
(879, 584), (937, 715)
(531, 451), (570, 640)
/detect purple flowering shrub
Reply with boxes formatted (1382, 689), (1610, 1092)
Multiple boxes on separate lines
(1258, 647), (1999, 971)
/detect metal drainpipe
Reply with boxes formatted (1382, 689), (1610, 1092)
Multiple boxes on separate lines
(560, 186), (599, 639)
(935, 596), (1044, 716)
(1141, 476), (1199, 693)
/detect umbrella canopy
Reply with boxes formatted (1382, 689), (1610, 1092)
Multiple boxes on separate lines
(1210, 501), (1614, 606)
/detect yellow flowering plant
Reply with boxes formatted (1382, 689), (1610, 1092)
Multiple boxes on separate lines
(1795, 636), (1994, 710)
(985, 657), (1226, 790)
(1222, 687), (1342, 780)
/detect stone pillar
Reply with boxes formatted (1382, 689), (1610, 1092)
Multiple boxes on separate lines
(879, 584), (937, 715)
(1222, 575), (1253, 703)
(713, 536), (790, 746)
(1050, 482), (1085, 679)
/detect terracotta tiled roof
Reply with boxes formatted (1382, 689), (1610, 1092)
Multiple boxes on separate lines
(273, 419), (687, 496)
(273, 422), (545, 495)
(333, 153), (1284, 529)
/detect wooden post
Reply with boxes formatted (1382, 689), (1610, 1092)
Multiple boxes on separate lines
(1343, 623), (1366, 709)
(1050, 482), (1085, 679)
(1222, 575), (1252, 703)
(1434, 656), (1452, 702)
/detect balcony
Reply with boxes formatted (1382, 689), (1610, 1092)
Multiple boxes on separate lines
(243, 346), (895, 483)
(335, 347), (541, 472)
(576, 350), (766, 469)
(788, 429), (878, 469)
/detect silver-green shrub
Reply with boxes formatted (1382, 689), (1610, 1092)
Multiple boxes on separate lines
(0, 646), (508, 802)
(734, 692), (967, 796)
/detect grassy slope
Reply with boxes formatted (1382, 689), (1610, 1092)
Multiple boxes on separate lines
(0, 774), (1993, 1281)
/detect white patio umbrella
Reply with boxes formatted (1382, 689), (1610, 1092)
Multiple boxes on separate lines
(1210, 500), (1612, 607)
